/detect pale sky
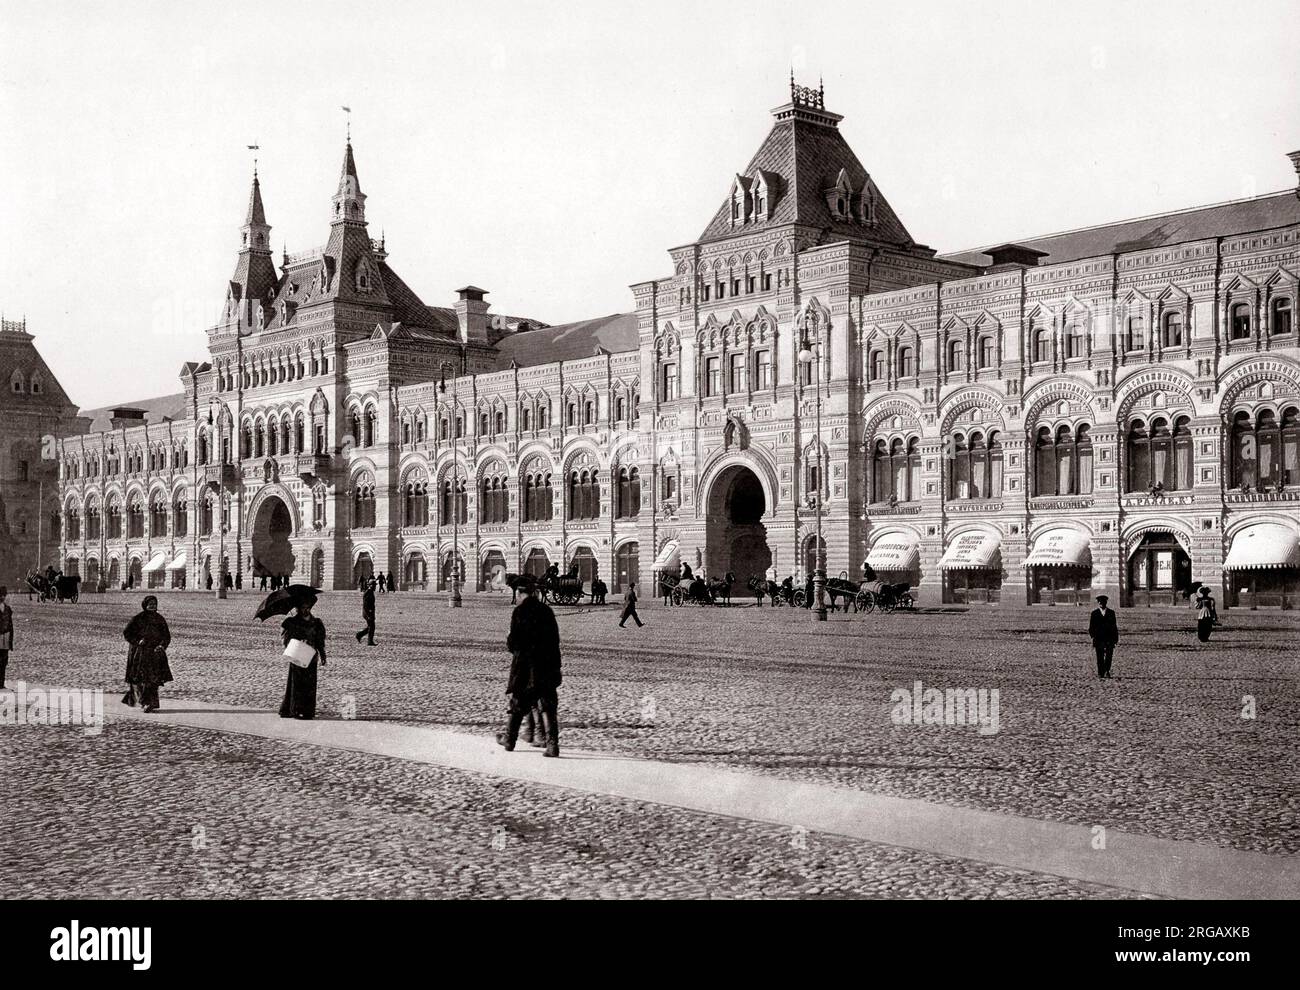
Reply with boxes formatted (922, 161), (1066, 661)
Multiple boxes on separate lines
(2, 0), (1298, 410)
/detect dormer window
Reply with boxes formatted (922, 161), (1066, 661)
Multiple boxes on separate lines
(31, 374), (43, 394)
(10, 370), (24, 393)
(729, 175), (754, 226)
(825, 168), (854, 221)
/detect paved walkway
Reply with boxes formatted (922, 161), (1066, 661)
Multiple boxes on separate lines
(86, 691), (1299, 899)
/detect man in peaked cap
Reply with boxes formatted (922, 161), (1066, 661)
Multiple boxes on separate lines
(1088, 594), (1119, 679)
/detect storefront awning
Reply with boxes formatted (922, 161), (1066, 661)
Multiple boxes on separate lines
(939, 531), (1002, 570)
(1224, 524), (1300, 570)
(141, 552), (167, 573)
(167, 552), (187, 571)
(866, 533), (921, 571)
(1022, 529), (1092, 568)
(652, 540), (680, 572)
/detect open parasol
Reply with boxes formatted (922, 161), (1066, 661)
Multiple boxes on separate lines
(254, 584), (320, 621)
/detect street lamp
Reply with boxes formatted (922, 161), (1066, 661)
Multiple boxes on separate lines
(209, 405), (228, 601)
(439, 368), (462, 608)
(798, 339), (827, 621)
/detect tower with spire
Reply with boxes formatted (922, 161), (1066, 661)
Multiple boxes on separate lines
(331, 141), (367, 225)
(223, 167), (279, 334)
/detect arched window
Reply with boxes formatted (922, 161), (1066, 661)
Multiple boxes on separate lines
(281, 417), (291, 454)
(439, 476), (468, 525)
(312, 485), (327, 529)
(567, 469), (600, 521)
(1272, 405), (1300, 486)
(150, 495), (168, 536)
(295, 414), (306, 453)
(978, 336), (995, 369)
(871, 436), (920, 502)
(947, 339), (963, 372)
(479, 468), (510, 524)
(199, 494), (213, 536)
(173, 494), (188, 538)
(897, 346), (915, 378)
(1230, 302), (1252, 340)
(1035, 423), (1093, 495)
(267, 422), (279, 456)
(364, 408), (377, 447)
(65, 504), (80, 541)
(127, 497), (144, 539)
(616, 466), (641, 519)
(948, 430), (1004, 500)
(85, 499), (101, 540)
(1162, 311), (1184, 348)
(1272, 297), (1293, 335)
(869, 350), (884, 381)
(479, 412), (490, 436)
(351, 476), (376, 529)
(1256, 409), (1280, 490)
(403, 475), (428, 527)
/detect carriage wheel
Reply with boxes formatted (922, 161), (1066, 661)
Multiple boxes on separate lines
(71, 591), (80, 604)
(671, 586), (686, 607)
(856, 590), (875, 614)
(792, 589), (806, 608)
(879, 596), (896, 614)
(900, 594), (914, 611)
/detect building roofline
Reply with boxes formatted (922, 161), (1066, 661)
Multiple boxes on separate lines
(941, 188), (1298, 261)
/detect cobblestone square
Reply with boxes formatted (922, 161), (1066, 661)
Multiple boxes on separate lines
(1, 591), (1295, 898)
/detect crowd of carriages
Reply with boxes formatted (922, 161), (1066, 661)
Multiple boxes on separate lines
(745, 562), (914, 614)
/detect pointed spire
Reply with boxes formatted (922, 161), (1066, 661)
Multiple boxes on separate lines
(245, 168), (267, 226)
(331, 137), (367, 224)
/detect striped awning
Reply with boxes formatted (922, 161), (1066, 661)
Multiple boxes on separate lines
(167, 552), (187, 571)
(939, 531), (1002, 570)
(1023, 529), (1092, 568)
(141, 551), (167, 573)
(866, 533), (921, 571)
(653, 540), (680, 572)
(1224, 524), (1300, 570)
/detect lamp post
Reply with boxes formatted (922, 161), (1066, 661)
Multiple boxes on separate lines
(798, 338), (827, 621)
(210, 404), (227, 601)
(439, 368), (462, 608)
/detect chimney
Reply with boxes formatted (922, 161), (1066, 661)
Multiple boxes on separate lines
(1288, 150), (1300, 199)
(454, 286), (490, 344)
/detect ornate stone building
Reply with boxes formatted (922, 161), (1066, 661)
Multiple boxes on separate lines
(0, 317), (85, 587)
(55, 82), (1300, 607)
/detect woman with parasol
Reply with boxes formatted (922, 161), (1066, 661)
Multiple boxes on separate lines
(122, 595), (173, 713)
(257, 585), (327, 720)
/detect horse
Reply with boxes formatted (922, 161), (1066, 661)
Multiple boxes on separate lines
(706, 571), (735, 606)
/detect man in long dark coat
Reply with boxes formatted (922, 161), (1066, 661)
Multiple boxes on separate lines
(498, 578), (562, 757)
(355, 578), (376, 646)
(0, 586), (13, 688)
(1088, 594), (1119, 679)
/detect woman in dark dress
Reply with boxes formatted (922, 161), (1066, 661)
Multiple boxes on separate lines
(280, 600), (326, 719)
(123, 595), (173, 713)
(1195, 587), (1218, 643)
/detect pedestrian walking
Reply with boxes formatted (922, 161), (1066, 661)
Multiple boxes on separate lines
(260, 573), (268, 591)
(122, 595), (173, 713)
(355, 578), (377, 646)
(0, 586), (13, 689)
(1195, 587), (1218, 643)
(280, 596), (326, 720)
(497, 577), (562, 757)
(619, 584), (644, 628)
(1088, 594), (1118, 679)
(591, 577), (607, 605)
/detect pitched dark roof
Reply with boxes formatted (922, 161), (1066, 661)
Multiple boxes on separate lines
(79, 393), (188, 433)
(493, 313), (638, 370)
(697, 116), (915, 247)
(0, 327), (78, 411)
(941, 190), (1300, 267)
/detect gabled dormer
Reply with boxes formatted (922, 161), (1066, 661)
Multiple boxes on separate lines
(825, 168), (853, 222)
(729, 175), (753, 227)
(751, 168), (779, 219)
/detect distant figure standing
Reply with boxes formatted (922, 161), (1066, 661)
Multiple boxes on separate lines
(0, 586), (13, 689)
(591, 577), (607, 605)
(355, 578), (377, 646)
(803, 572), (814, 609)
(377, 571), (387, 593)
(280, 599), (326, 720)
(1088, 594), (1119, 679)
(235, 572), (242, 591)
(498, 578), (562, 757)
(260, 573), (268, 591)
(1195, 587), (1218, 643)
(619, 584), (643, 628)
(122, 595), (173, 713)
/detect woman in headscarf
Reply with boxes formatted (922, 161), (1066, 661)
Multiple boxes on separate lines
(280, 596), (326, 719)
(122, 595), (172, 713)
(1194, 586), (1218, 643)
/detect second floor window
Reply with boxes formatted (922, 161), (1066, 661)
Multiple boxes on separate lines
(661, 362), (678, 401)
(730, 353), (745, 393)
(706, 356), (721, 397)
(1162, 312), (1184, 348)
(1230, 302), (1252, 340)
(1271, 297), (1293, 335)
(754, 350), (772, 389)
(978, 336), (995, 369)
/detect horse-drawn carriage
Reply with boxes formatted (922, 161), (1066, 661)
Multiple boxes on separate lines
(747, 577), (803, 607)
(26, 572), (80, 603)
(503, 568), (587, 605)
(663, 571), (734, 606)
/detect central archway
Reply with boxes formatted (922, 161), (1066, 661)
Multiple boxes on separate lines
(251, 495), (296, 579)
(706, 465), (772, 583)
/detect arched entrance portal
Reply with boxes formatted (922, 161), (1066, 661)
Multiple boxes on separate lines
(706, 465), (772, 584)
(252, 496), (296, 581)
(1128, 532), (1192, 607)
